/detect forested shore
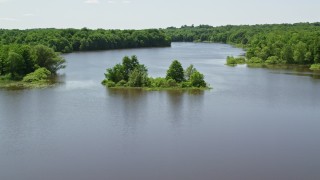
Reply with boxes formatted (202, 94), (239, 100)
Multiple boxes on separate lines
(1, 23), (320, 88)
(0, 28), (171, 53)
(0, 29), (171, 88)
(164, 23), (320, 69)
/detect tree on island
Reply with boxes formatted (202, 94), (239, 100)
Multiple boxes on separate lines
(184, 64), (197, 80)
(166, 60), (185, 83)
(102, 55), (208, 89)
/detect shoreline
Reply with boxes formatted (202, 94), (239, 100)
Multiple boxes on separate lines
(0, 80), (55, 90)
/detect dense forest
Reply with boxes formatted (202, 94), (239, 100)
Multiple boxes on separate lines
(164, 23), (320, 67)
(0, 29), (171, 82)
(1, 23), (320, 84)
(0, 28), (171, 53)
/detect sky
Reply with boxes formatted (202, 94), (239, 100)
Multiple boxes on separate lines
(0, 0), (319, 29)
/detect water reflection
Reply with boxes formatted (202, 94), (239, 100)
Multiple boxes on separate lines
(247, 64), (320, 79)
(1, 43), (320, 180)
(107, 88), (146, 100)
(165, 90), (205, 128)
(105, 88), (205, 130)
(166, 90), (185, 128)
(106, 88), (148, 135)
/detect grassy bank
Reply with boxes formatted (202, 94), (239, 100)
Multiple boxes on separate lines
(0, 79), (54, 90)
(107, 86), (211, 91)
(310, 64), (320, 70)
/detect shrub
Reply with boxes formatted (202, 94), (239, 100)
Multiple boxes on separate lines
(226, 56), (246, 65)
(310, 64), (320, 70)
(235, 57), (246, 64)
(101, 79), (108, 85)
(116, 80), (127, 87)
(226, 56), (237, 65)
(166, 79), (177, 87)
(181, 81), (192, 88)
(106, 80), (116, 87)
(265, 56), (285, 64)
(247, 57), (263, 64)
(22, 68), (51, 82)
(149, 77), (168, 88)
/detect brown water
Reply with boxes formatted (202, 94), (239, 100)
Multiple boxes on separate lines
(0, 43), (320, 180)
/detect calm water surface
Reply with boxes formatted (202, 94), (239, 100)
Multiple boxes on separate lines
(1, 43), (320, 180)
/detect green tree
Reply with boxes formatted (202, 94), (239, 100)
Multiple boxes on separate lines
(313, 40), (320, 64)
(105, 64), (125, 83)
(127, 65), (149, 87)
(184, 64), (197, 80)
(122, 55), (139, 81)
(7, 51), (25, 79)
(166, 60), (185, 82)
(293, 41), (307, 64)
(190, 71), (206, 87)
(32, 45), (66, 73)
(281, 45), (293, 63)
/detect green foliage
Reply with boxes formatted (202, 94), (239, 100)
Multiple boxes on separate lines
(226, 56), (246, 65)
(122, 55), (140, 81)
(166, 60), (185, 82)
(166, 79), (178, 87)
(226, 56), (237, 65)
(127, 65), (149, 87)
(293, 41), (308, 64)
(116, 80), (127, 87)
(235, 57), (246, 64)
(33, 45), (66, 73)
(107, 81), (116, 87)
(247, 57), (264, 64)
(103, 56), (208, 90)
(101, 80), (116, 87)
(265, 56), (285, 64)
(22, 68), (51, 82)
(164, 23), (320, 65)
(104, 56), (148, 87)
(184, 64), (197, 80)
(149, 77), (169, 88)
(7, 51), (25, 79)
(189, 71), (206, 87)
(310, 64), (320, 70)
(0, 28), (171, 53)
(104, 56), (149, 87)
(181, 81), (192, 88)
(105, 64), (125, 83)
(0, 44), (65, 81)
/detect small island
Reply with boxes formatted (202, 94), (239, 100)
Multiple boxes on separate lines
(102, 55), (209, 90)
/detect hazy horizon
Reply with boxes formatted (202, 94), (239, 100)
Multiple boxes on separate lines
(0, 0), (319, 29)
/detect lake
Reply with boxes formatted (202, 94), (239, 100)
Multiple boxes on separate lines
(1, 42), (320, 180)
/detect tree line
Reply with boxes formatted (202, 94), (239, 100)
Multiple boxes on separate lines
(1, 23), (319, 83)
(164, 23), (320, 67)
(0, 28), (171, 53)
(0, 28), (171, 81)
